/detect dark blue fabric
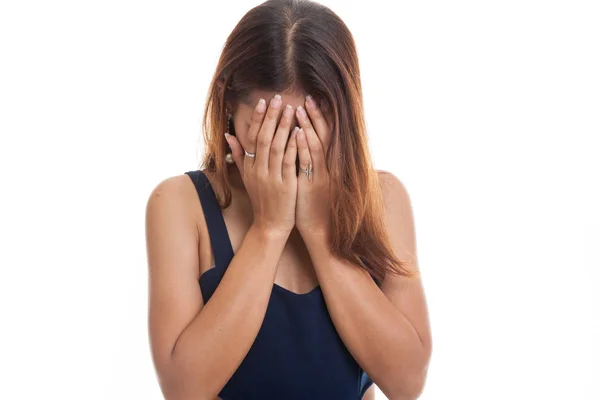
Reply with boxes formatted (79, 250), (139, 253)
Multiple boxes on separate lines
(185, 169), (374, 400)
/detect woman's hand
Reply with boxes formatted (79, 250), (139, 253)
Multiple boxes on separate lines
(294, 95), (333, 240)
(225, 95), (298, 237)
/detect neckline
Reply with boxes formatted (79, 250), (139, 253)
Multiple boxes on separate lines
(199, 265), (322, 297)
(273, 281), (322, 297)
(200, 170), (322, 298)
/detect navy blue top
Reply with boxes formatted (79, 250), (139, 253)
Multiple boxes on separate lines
(185, 169), (375, 400)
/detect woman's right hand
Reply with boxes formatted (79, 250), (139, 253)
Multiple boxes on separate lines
(224, 94), (299, 236)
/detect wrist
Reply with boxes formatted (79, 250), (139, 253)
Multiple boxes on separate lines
(298, 227), (330, 248)
(250, 223), (292, 242)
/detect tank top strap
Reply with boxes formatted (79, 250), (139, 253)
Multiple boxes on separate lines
(185, 169), (234, 269)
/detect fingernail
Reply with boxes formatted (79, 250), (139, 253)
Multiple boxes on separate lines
(292, 126), (299, 138)
(271, 94), (282, 109)
(306, 95), (316, 108)
(284, 104), (293, 117)
(257, 98), (266, 113)
(297, 105), (307, 119)
(224, 132), (230, 138)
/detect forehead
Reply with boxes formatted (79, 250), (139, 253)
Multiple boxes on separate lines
(237, 89), (333, 130)
(244, 89), (308, 110)
(237, 90), (308, 127)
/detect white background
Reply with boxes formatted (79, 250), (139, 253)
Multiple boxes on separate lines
(1, 0), (598, 399)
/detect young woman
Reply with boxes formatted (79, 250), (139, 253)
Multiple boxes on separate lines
(145, 0), (432, 399)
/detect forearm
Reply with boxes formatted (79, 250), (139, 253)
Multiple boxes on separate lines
(304, 237), (429, 400)
(167, 224), (289, 400)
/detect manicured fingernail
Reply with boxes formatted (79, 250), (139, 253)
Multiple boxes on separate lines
(271, 94), (282, 109)
(256, 98), (266, 113)
(292, 126), (299, 138)
(296, 105), (307, 119)
(306, 95), (316, 108)
(284, 104), (293, 117)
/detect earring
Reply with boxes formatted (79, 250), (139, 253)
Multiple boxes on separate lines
(225, 109), (235, 164)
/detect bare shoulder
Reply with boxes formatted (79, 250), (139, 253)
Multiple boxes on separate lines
(145, 173), (208, 279)
(146, 173), (198, 209)
(145, 173), (204, 232)
(375, 169), (419, 276)
(376, 169), (412, 206)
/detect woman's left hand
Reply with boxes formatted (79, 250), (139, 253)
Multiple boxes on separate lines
(294, 95), (332, 241)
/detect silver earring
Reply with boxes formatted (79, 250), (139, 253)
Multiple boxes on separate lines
(225, 109), (234, 164)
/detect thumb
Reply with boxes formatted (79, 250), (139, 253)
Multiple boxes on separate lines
(224, 132), (244, 174)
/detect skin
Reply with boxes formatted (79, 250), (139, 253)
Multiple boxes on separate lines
(224, 89), (334, 194)
(146, 90), (430, 400)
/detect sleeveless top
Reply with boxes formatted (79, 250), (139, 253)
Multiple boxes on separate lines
(185, 169), (375, 400)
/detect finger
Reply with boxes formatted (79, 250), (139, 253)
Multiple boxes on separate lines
(244, 98), (267, 171)
(296, 127), (313, 180)
(270, 103), (295, 180)
(304, 95), (331, 151)
(296, 104), (324, 174)
(224, 132), (244, 176)
(255, 94), (282, 173)
(282, 126), (299, 184)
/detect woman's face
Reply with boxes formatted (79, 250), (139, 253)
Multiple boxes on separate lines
(230, 89), (334, 156)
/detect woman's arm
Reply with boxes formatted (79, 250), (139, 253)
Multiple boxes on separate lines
(302, 171), (432, 400)
(146, 175), (289, 400)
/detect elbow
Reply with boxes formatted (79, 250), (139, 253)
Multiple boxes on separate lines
(156, 370), (185, 400)
(157, 365), (214, 400)
(389, 373), (426, 400)
(401, 376), (426, 400)
(388, 362), (430, 400)
(162, 382), (213, 400)
(394, 339), (432, 399)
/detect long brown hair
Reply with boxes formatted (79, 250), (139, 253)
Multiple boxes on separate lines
(198, 0), (414, 283)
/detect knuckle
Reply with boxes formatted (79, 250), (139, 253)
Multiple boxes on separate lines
(278, 118), (290, 129)
(266, 106), (280, 119)
(270, 146), (282, 157)
(252, 110), (264, 123)
(257, 135), (271, 147)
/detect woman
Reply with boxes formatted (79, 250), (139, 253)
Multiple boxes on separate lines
(146, 0), (432, 399)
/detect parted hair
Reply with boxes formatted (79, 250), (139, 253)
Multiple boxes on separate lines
(198, 0), (414, 283)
